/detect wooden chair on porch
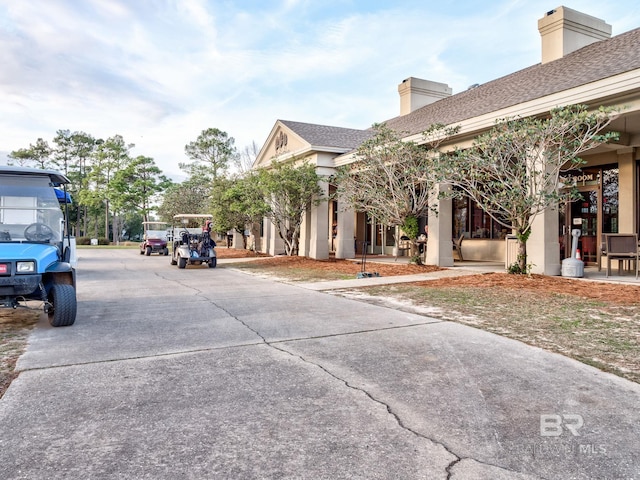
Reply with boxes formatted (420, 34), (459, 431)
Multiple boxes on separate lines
(598, 234), (606, 272)
(394, 235), (411, 261)
(605, 233), (639, 278)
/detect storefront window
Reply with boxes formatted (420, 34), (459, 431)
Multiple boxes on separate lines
(602, 167), (618, 234)
(453, 195), (509, 239)
(385, 225), (395, 246)
(453, 197), (467, 239)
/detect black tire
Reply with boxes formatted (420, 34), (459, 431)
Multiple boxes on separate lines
(139, 249), (144, 255)
(145, 246), (152, 256)
(178, 257), (187, 269)
(163, 247), (169, 256)
(48, 284), (77, 327)
(208, 256), (217, 268)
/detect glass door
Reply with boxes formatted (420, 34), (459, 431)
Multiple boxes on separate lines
(559, 166), (618, 265)
(563, 189), (599, 263)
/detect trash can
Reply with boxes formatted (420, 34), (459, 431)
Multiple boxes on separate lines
(561, 229), (584, 277)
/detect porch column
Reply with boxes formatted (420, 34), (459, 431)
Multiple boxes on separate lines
(308, 182), (330, 260)
(232, 229), (244, 249)
(264, 217), (285, 256)
(425, 183), (454, 267)
(617, 148), (636, 233)
(261, 218), (270, 254)
(249, 222), (261, 252)
(528, 206), (561, 275)
(335, 206), (356, 259)
(298, 208), (311, 257)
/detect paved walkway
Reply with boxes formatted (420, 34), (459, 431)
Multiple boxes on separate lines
(297, 265), (495, 291)
(298, 256), (640, 291)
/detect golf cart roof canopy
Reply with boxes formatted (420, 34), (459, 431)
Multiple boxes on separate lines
(0, 165), (70, 185)
(173, 214), (213, 219)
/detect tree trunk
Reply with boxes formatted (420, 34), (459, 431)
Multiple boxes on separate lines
(104, 200), (110, 242)
(515, 227), (531, 274)
(410, 241), (422, 265)
(517, 239), (527, 273)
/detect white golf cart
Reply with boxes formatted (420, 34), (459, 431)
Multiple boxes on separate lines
(170, 214), (217, 269)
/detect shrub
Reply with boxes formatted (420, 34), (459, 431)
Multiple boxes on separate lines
(401, 216), (419, 239)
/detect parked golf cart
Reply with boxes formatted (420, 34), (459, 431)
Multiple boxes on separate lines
(139, 221), (169, 256)
(0, 166), (77, 327)
(170, 214), (217, 269)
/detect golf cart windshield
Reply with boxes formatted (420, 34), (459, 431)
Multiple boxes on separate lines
(0, 175), (64, 243)
(143, 222), (168, 240)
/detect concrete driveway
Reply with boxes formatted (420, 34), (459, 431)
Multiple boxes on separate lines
(0, 249), (638, 479)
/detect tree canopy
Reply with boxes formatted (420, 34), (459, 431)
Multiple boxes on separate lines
(258, 160), (325, 256)
(182, 127), (237, 181)
(444, 104), (618, 273)
(210, 173), (269, 248)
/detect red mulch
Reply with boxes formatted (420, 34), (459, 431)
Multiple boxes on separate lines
(224, 252), (640, 305)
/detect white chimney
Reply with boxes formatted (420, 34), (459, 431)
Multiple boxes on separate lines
(538, 6), (611, 64)
(398, 77), (452, 116)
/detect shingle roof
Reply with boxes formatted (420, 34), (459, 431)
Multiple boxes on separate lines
(384, 27), (640, 136)
(279, 120), (373, 150)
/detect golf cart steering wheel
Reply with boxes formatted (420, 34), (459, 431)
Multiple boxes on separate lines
(24, 223), (54, 242)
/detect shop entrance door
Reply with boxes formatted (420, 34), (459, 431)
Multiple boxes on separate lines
(562, 189), (599, 264)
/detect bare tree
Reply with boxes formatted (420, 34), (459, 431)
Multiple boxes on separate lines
(234, 141), (260, 174)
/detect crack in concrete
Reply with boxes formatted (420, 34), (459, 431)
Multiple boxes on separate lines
(445, 457), (462, 479)
(271, 340), (464, 479)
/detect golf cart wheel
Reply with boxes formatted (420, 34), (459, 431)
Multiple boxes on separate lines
(178, 257), (187, 269)
(48, 283), (77, 327)
(208, 257), (217, 268)
(163, 247), (169, 256)
(139, 249), (144, 255)
(145, 246), (152, 256)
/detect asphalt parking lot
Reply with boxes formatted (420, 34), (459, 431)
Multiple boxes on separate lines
(0, 249), (638, 479)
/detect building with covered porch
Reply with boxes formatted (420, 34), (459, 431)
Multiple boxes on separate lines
(251, 6), (640, 275)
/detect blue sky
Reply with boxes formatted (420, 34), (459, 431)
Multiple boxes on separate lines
(1, 0), (639, 179)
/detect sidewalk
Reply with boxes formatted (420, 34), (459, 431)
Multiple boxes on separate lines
(297, 256), (640, 291)
(297, 263), (498, 291)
